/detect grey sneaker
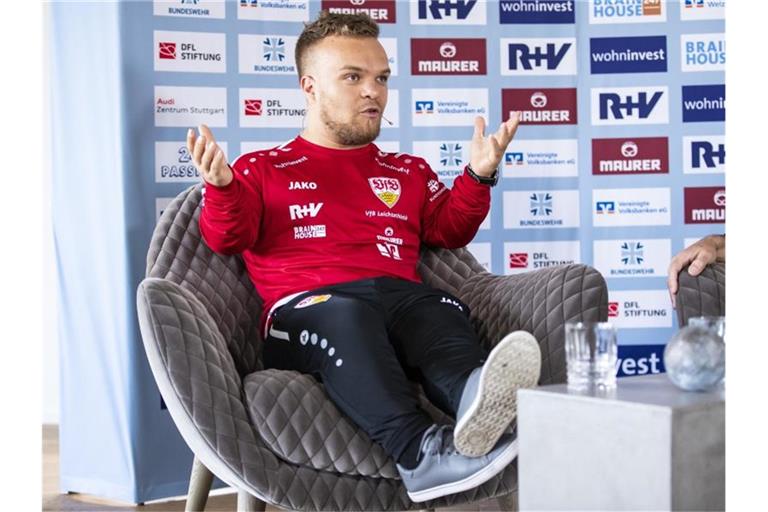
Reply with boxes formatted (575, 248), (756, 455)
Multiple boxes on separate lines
(397, 424), (518, 503)
(453, 330), (541, 457)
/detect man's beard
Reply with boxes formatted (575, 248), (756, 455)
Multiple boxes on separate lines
(320, 106), (381, 146)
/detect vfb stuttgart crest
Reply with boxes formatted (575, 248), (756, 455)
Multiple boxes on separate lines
(368, 177), (401, 208)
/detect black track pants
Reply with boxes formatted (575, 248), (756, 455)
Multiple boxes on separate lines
(263, 276), (489, 461)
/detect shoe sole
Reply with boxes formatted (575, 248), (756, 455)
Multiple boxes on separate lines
(453, 331), (541, 457)
(406, 437), (519, 503)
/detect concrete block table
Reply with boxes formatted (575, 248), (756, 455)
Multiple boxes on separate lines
(518, 374), (725, 511)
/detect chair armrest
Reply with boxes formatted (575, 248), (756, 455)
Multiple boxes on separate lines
(675, 262), (725, 327)
(457, 264), (608, 385)
(136, 277), (279, 501)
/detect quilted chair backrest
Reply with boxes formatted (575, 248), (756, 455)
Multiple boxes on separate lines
(675, 262), (726, 327)
(417, 246), (488, 295)
(146, 184), (263, 377)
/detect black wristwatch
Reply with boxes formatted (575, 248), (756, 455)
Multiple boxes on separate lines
(465, 163), (499, 187)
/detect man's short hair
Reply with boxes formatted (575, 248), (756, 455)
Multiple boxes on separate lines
(295, 10), (380, 78)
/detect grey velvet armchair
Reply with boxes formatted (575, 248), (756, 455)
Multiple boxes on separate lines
(136, 184), (609, 511)
(674, 262), (726, 327)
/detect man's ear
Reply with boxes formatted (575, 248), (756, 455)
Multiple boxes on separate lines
(300, 75), (316, 103)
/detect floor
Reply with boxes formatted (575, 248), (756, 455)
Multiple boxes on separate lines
(42, 425), (504, 511)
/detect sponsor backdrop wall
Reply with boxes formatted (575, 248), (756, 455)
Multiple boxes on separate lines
(54, 0), (725, 504)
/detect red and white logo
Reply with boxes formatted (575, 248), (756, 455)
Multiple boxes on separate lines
(159, 42), (176, 59)
(411, 38), (486, 75)
(509, 253), (529, 269)
(502, 88), (577, 125)
(684, 187), (725, 224)
(608, 302), (619, 317)
(321, 0), (397, 23)
(244, 99), (263, 116)
(368, 177), (401, 208)
(592, 137), (669, 175)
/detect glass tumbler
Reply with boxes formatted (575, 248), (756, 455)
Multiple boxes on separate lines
(565, 321), (618, 391)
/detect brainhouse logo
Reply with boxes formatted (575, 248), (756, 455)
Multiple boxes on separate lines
(592, 137), (669, 175)
(321, 0), (397, 23)
(153, 0), (226, 19)
(682, 33), (725, 72)
(499, 0), (575, 24)
(411, 38), (487, 75)
(504, 190), (580, 229)
(591, 86), (669, 125)
(682, 84), (725, 122)
(502, 38), (577, 75)
(589, 36), (667, 74)
(502, 88), (577, 125)
(589, 0), (666, 24)
(411, 0), (486, 24)
(683, 135), (725, 174)
(685, 187), (725, 224)
(154, 31), (226, 73)
(681, 0), (725, 21)
(504, 241), (581, 274)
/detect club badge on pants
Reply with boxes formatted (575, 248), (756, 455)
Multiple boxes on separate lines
(295, 294), (332, 309)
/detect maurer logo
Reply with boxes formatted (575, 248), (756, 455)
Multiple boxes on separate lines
(502, 88), (577, 125)
(592, 137), (668, 175)
(684, 187), (725, 224)
(321, 0), (397, 23)
(411, 38), (486, 75)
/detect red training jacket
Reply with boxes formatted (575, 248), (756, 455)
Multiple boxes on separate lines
(199, 135), (490, 335)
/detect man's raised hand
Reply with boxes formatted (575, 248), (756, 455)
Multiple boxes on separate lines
(187, 124), (233, 187)
(469, 112), (521, 177)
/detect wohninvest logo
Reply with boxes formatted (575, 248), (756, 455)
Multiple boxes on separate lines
(238, 34), (298, 74)
(154, 31), (226, 73)
(682, 84), (725, 122)
(592, 188), (671, 227)
(592, 137), (668, 175)
(684, 187), (725, 224)
(589, 0), (666, 24)
(411, 39), (486, 75)
(680, 0), (725, 21)
(683, 135), (725, 174)
(321, 0), (397, 23)
(591, 86), (669, 125)
(681, 33), (725, 72)
(589, 36), (667, 74)
(503, 190), (580, 229)
(412, 89), (488, 126)
(616, 345), (666, 377)
(499, 0), (575, 24)
(504, 241), (581, 275)
(593, 239), (670, 278)
(239, 89), (305, 128)
(502, 88), (577, 125)
(501, 38), (577, 76)
(411, 0), (487, 25)
(153, 0), (226, 19)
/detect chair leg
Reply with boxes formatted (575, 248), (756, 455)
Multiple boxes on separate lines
(237, 489), (266, 512)
(496, 491), (519, 511)
(185, 456), (214, 512)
